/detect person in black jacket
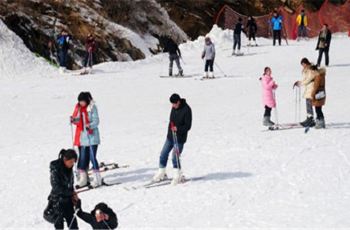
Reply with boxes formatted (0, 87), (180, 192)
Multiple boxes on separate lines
(75, 200), (118, 229)
(164, 37), (183, 77)
(49, 149), (79, 229)
(316, 24), (332, 67)
(152, 93), (192, 185)
(246, 16), (258, 46)
(232, 18), (246, 55)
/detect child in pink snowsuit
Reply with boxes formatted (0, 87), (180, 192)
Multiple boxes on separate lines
(260, 67), (278, 127)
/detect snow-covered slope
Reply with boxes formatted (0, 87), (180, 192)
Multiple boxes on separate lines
(1, 25), (350, 229)
(0, 20), (54, 79)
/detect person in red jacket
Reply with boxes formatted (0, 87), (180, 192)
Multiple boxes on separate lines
(82, 33), (96, 74)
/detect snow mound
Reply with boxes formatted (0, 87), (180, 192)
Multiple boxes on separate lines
(0, 20), (54, 79)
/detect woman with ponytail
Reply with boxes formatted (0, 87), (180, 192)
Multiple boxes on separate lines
(45, 149), (78, 229)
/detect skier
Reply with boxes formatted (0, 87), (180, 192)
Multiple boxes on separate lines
(260, 67), (278, 127)
(296, 9), (308, 41)
(294, 58), (316, 127)
(82, 33), (96, 74)
(311, 65), (327, 128)
(56, 29), (71, 73)
(46, 149), (79, 229)
(164, 37), (183, 77)
(232, 17), (246, 55)
(246, 16), (258, 46)
(152, 93), (192, 185)
(75, 199), (118, 229)
(271, 11), (283, 46)
(71, 92), (102, 188)
(316, 24), (332, 67)
(201, 36), (215, 79)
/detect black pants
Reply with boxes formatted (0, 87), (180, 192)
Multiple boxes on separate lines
(83, 51), (93, 67)
(204, 59), (214, 72)
(315, 106), (324, 120)
(54, 200), (78, 229)
(264, 105), (272, 117)
(248, 32), (256, 41)
(233, 34), (241, 50)
(317, 48), (329, 66)
(273, 30), (281, 46)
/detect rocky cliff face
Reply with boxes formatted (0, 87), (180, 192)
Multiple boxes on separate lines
(0, 0), (187, 69)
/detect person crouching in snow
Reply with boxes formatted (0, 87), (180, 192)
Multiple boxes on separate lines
(71, 92), (102, 188)
(75, 199), (118, 229)
(260, 67), (278, 127)
(201, 36), (216, 79)
(153, 93), (192, 185)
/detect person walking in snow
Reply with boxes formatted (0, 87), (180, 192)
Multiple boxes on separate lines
(82, 33), (96, 74)
(296, 9), (308, 41)
(71, 92), (102, 188)
(201, 36), (215, 79)
(247, 16), (258, 46)
(260, 67), (278, 127)
(75, 200), (118, 229)
(152, 93), (192, 185)
(46, 149), (79, 229)
(294, 58), (316, 127)
(164, 37), (183, 77)
(316, 24), (332, 67)
(56, 29), (71, 73)
(271, 11), (283, 46)
(310, 65), (327, 129)
(232, 17), (246, 55)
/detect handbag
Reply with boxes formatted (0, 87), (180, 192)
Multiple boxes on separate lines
(43, 196), (61, 224)
(315, 90), (326, 100)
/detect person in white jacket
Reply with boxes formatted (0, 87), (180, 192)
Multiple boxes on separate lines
(294, 58), (316, 127)
(201, 37), (216, 79)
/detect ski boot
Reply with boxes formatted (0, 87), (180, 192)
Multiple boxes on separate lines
(178, 69), (184, 77)
(203, 72), (209, 79)
(171, 168), (185, 185)
(77, 170), (88, 188)
(168, 69), (173, 77)
(300, 116), (315, 127)
(209, 71), (215, 79)
(90, 170), (102, 188)
(315, 118), (326, 129)
(152, 168), (167, 182)
(263, 116), (275, 127)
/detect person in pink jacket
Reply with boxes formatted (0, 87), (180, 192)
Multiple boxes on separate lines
(260, 67), (278, 127)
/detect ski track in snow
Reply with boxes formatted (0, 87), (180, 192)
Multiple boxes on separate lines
(1, 24), (350, 228)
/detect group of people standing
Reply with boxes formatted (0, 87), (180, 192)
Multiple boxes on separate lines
(55, 30), (96, 74)
(261, 57), (327, 129)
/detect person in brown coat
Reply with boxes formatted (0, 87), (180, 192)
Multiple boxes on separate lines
(310, 65), (326, 129)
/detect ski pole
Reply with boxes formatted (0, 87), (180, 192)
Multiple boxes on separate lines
(298, 87), (301, 122)
(170, 122), (181, 170)
(273, 90), (279, 126)
(102, 220), (112, 230)
(214, 62), (227, 77)
(294, 87), (297, 123)
(68, 208), (79, 229)
(180, 56), (186, 65)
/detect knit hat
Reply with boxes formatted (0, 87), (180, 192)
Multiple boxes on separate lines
(170, 93), (181, 103)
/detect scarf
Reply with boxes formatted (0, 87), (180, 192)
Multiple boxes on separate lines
(72, 104), (93, 146)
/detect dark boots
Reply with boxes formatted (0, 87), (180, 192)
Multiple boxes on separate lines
(300, 116), (315, 127)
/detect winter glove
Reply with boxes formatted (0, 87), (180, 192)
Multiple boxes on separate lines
(293, 81), (300, 89)
(70, 116), (79, 123)
(75, 199), (82, 210)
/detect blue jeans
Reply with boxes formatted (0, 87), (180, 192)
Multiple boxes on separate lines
(159, 138), (184, 169)
(58, 49), (68, 67)
(78, 145), (99, 170)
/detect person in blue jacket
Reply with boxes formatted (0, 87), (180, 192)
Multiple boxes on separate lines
(56, 29), (71, 73)
(271, 11), (283, 46)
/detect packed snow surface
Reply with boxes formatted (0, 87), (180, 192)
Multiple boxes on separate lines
(1, 24), (350, 229)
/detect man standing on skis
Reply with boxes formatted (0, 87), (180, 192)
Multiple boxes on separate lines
(56, 29), (71, 73)
(164, 37), (183, 77)
(82, 33), (96, 74)
(232, 17), (246, 55)
(153, 93), (192, 185)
